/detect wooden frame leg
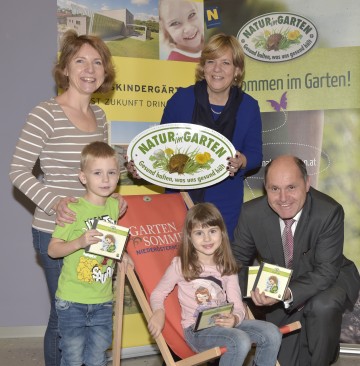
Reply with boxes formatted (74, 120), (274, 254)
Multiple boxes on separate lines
(112, 264), (126, 366)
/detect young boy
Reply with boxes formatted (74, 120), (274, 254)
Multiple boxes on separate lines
(48, 141), (122, 366)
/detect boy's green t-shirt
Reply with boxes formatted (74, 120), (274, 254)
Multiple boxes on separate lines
(52, 197), (119, 304)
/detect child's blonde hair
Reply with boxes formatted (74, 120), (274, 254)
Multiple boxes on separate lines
(180, 202), (240, 280)
(159, 0), (201, 48)
(80, 141), (119, 171)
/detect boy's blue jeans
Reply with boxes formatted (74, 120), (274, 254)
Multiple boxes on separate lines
(32, 228), (63, 366)
(56, 298), (113, 366)
(184, 319), (282, 366)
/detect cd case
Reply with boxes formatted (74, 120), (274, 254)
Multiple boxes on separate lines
(86, 219), (130, 260)
(252, 262), (292, 300)
(194, 303), (234, 332)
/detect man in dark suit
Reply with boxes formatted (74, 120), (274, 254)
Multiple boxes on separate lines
(233, 155), (360, 366)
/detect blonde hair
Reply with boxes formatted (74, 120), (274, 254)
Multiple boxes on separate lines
(80, 141), (119, 171)
(159, 0), (201, 48)
(180, 202), (240, 280)
(53, 29), (115, 93)
(195, 33), (245, 88)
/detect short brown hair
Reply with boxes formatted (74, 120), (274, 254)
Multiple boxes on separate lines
(53, 30), (115, 93)
(80, 141), (119, 171)
(195, 33), (245, 88)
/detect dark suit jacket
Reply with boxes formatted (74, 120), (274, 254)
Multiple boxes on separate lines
(233, 187), (360, 315)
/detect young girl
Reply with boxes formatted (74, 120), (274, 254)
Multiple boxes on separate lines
(148, 203), (282, 366)
(159, 0), (204, 62)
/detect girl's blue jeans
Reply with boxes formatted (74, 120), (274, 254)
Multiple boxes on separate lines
(32, 228), (63, 366)
(184, 319), (282, 366)
(56, 298), (113, 366)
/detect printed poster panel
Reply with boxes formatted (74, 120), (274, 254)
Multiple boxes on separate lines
(57, 0), (360, 349)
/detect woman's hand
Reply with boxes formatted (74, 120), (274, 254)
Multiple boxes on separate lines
(148, 309), (165, 339)
(54, 197), (78, 226)
(226, 151), (247, 177)
(125, 158), (141, 179)
(111, 193), (128, 217)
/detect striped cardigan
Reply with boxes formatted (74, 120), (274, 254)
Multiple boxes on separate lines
(9, 98), (108, 233)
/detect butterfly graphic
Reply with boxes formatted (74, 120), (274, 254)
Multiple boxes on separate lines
(267, 91), (287, 112)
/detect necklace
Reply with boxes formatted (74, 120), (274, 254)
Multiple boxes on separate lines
(211, 107), (222, 115)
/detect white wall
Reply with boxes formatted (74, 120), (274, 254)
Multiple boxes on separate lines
(0, 0), (57, 333)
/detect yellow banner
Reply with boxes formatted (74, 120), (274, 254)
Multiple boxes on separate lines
(92, 58), (196, 122)
(92, 46), (360, 120)
(245, 47), (360, 111)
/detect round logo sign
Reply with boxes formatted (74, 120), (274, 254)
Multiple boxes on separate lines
(127, 123), (236, 189)
(237, 12), (318, 62)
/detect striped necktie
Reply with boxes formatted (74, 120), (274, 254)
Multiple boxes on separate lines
(282, 219), (295, 268)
